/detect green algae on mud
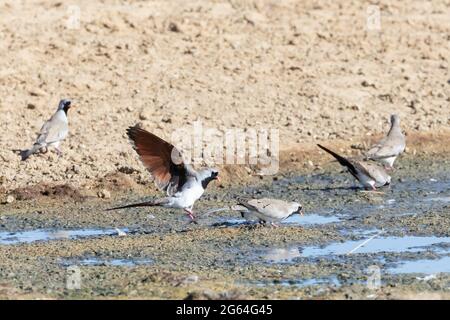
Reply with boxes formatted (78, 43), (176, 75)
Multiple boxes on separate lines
(0, 154), (449, 299)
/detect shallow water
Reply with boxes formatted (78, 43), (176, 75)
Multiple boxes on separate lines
(244, 171), (450, 282)
(300, 235), (450, 257)
(263, 247), (301, 263)
(1, 161), (449, 297)
(249, 275), (341, 289)
(284, 213), (341, 225)
(424, 197), (450, 203)
(389, 256), (450, 275)
(59, 257), (153, 267)
(221, 213), (341, 227)
(0, 228), (127, 245)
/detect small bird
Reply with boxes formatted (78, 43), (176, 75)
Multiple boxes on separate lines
(20, 99), (72, 161)
(365, 114), (406, 170)
(107, 125), (220, 222)
(232, 198), (303, 227)
(317, 144), (391, 191)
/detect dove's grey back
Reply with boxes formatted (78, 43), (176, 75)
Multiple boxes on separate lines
(366, 114), (405, 167)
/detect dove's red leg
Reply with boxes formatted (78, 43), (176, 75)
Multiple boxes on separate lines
(184, 208), (196, 221)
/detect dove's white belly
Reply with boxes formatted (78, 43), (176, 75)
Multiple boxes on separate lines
(165, 183), (205, 209)
(357, 172), (390, 189)
(356, 173), (376, 189)
(379, 156), (396, 168)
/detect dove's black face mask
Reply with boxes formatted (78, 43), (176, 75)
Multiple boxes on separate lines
(63, 101), (71, 114)
(201, 171), (219, 189)
(292, 206), (303, 216)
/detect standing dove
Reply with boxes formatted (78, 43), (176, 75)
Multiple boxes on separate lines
(232, 198), (303, 227)
(20, 99), (72, 161)
(365, 114), (406, 169)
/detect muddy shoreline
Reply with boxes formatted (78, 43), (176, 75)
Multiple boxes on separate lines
(0, 150), (449, 299)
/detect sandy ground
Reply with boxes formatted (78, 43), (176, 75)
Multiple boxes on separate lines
(0, 0), (449, 195)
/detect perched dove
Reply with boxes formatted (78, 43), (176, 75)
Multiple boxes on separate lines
(317, 144), (391, 190)
(107, 125), (220, 222)
(20, 99), (72, 161)
(365, 114), (406, 169)
(232, 197), (303, 227)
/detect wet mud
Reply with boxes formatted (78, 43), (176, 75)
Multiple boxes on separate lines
(0, 154), (449, 299)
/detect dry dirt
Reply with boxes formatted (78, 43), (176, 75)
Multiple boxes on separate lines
(0, 0), (449, 194)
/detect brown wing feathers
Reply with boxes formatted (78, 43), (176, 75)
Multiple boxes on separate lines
(126, 125), (187, 191)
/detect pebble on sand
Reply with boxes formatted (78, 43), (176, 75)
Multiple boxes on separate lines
(97, 189), (111, 199)
(3, 195), (15, 204)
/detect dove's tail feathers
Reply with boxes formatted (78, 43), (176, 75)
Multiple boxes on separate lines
(20, 145), (40, 161)
(106, 198), (167, 211)
(317, 144), (356, 172)
(19, 150), (31, 161)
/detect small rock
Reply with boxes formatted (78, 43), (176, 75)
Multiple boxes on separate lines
(139, 112), (148, 120)
(5, 195), (15, 204)
(97, 189), (111, 199)
(181, 275), (199, 285)
(71, 165), (81, 174)
(168, 22), (181, 33)
(27, 103), (36, 109)
(161, 116), (172, 123)
(416, 274), (436, 281)
(115, 228), (127, 236)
